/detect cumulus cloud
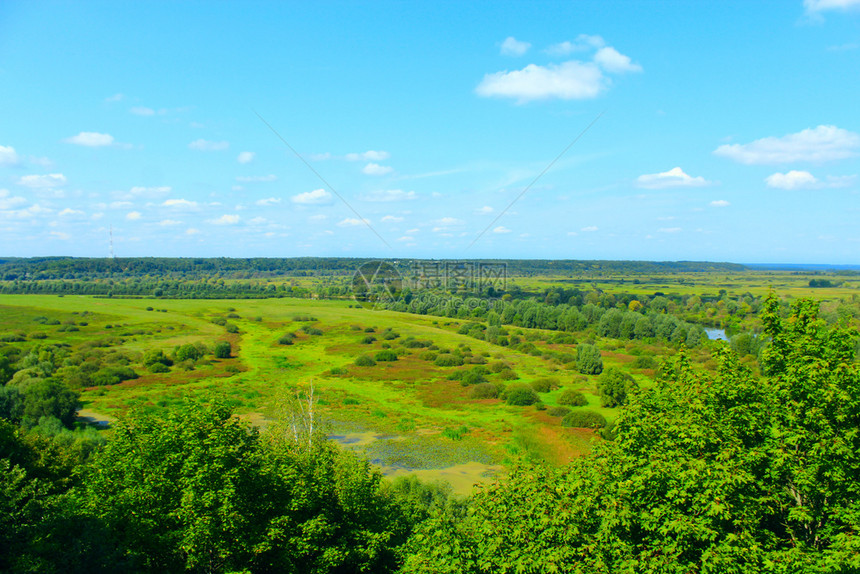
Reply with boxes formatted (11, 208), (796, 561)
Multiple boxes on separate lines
(126, 211), (142, 220)
(478, 36), (640, 103)
(434, 217), (464, 226)
(337, 217), (370, 227)
(189, 139), (229, 151)
(361, 189), (415, 202)
(162, 198), (199, 209)
(476, 61), (605, 102)
(64, 132), (115, 147)
(18, 173), (66, 189)
(235, 174), (277, 182)
(765, 170), (819, 190)
(292, 188), (332, 204)
(209, 214), (240, 225)
(58, 208), (85, 216)
(500, 36), (531, 56)
(581, 225), (598, 232)
(105, 93), (124, 103)
(186, 228), (200, 235)
(159, 219), (182, 226)
(362, 163), (394, 176)
(130, 106), (166, 116)
(636, 167), (710, 189)
(49, 231), (70, 240)
(345, 150), (389, 161)
(0, 145), (20, 166)
(255, 197), (282, 206)
(658, 227), (682, 233)
(117, 186), (172, 200)
(476, 206), (494, 215)
(493, 226), (512, 234)
(237, 151), (255, 164)
(594, 46), (642, 73)
(714, 125), (860, 164)
(308, 214), (328, 222)
(381, 215), (404, 222)
(396, 235), (414, 242)
(710, 200), (730, 207)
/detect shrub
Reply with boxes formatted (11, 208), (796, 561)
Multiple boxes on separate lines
(375, 350), (398, 362)
(505, 384), (539, 406)
(360, 335), (377, 344)
(598, 367), (636, 407)
(214, 341), (231, 359)
(631, 355), (657, 369)
(530, 377), (558, 393)
(92, 366), (139, 386)
(148, 362), (170, 374)
(547, 406), (571, 417)
(561, 409), (607, 429)
(419, 351), (438, 362)
(461, 370), (486, 386)
(225, 323), (239, 334)
(576, 344), (604, 375)
(434, 354), (464, 367)
(558, 389), (588, 407)
(469, 383), (500, 399)
(364, 327), (376, 333)
(175, 344), (202, 362)
(381, 330), (400, 340)
(278, 333), (295, 345)
(329, 366), (348, 375)
(355, 355), (376, 367)
(497, 369), (518, 381)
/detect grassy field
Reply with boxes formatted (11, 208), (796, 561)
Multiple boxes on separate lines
(2, 294), (659, 492)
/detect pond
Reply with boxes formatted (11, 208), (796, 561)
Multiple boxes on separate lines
(705, 328), (728, 341)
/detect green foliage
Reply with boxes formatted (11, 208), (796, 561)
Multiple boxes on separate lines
(547, 405), (571, 417)
(175, 343), (202, 362)
(277, 332), (294, 345)
(530, 377), (558, 393)
(460, 370), (486, 386)
(91, 366), (138, 387)
(355, 355), (377, 367)
(557, 388), (588, 406)
(434, 354), (464, 367)
(560, 409), (606, 429)
(148, 362), (170, 374)
(143, 349), (172, 367)
(504, 384), (539, 406)
(375, 349), (399, 362)
(405, 296), (860, 573)
(360, 335), (377, 344)
(213, 341), (231, 359)
(597, 367), (636, 407)
(576, 343), (603, 375)
(469, 382), (501, 399)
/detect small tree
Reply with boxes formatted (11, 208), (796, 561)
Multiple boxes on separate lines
(597, 367), (636, 407)
(576, 344), (603, 375)
(214, 341), (231, 359)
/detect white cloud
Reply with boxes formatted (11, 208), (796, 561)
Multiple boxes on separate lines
(109, 201), (133, 209)
(805, 0), (860, 11)
(209, 214), (240, 225)
(64, 132), (115, 147)
(237, 151), (255, 164)
(308, 152), (332, 161)
(236, 174), (277, 182)
(406, 228), (419, 234)
(18, 173), (66, 189)
(434, 217), (464, 226)
(475, 206), (494, 215)
(0, 145), (20, 166)
(130, 106), (156, 116)
(0, 189), (27, 209)
(186, 228), (200, 235)
(159, 219), (182, 226)
(397, 235), (415, 242)
(292, 188), (332, 204)
(118, 185), (171, 200)
(710, 200), (730, 207)
(636, 167), (709, 189)
(255, 197), (282, 206)
(362, 163), (394, 176)
(658, 227), (682, 233)
(162, 198), (199, 209)
(381, 215), (404, 222)
(500, 36), (531, 56)
(546, 34), (605, 56)
(58, 208), (85, 216)
(493, 226), (512, 234)
(594, 46), (642, 73)
(765, 170), (819, 190)
(714, 125), (860, 164)
(189, 139), (229, 151)
(309, 214), (328, 222)
(476, 61), (605, 102)
(105, 93), (124, 102)
(581, 226), (598, 232)
(91, 212), (104, 220)
(361, 189), (415, 202)
(126, 211), (142, 220)
(345, 150), (390, 162)
(49, 231), (70, 240)
(337, 217), (370, 227)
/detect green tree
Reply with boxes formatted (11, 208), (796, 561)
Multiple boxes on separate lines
(213, 341), (231, 359)
(596, 367), (635, 407)
(576, 344), (603, 375)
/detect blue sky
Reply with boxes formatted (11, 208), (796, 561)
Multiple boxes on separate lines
(1, 0), (859, 263)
